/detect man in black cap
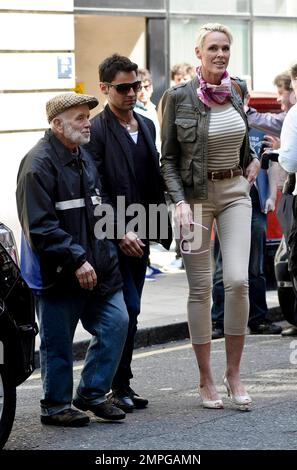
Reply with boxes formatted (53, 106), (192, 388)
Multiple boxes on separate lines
(16, 92), (129, 426)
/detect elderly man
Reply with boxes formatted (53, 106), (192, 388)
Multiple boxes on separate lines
(16, 93), (129, 426)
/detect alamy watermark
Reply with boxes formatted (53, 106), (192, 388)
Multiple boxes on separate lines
(94, 197), (207, 254)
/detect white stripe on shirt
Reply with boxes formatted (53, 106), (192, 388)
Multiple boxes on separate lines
(208, 103), (246, 171)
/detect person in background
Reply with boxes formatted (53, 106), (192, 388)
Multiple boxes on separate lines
(246, 71), (294, 138)
(245, 70), (297, 337)
(247, 70), (295, 192)
(171, 63), (196, 85)
(135, 68), (161, 153)
(135, 68), (163, 281)
(161, 23), (260, 410)
(87, 54), (171, 413)
(278, 63), (297, 337)
(16, 93), (129, 426)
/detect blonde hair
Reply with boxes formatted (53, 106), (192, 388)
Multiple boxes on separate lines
(196, 23), (233, 49)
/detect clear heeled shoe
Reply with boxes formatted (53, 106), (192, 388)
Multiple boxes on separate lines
(223, 376), (252, 411)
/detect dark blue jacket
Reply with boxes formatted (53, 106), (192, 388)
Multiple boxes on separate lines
(16, 130), (122, 296)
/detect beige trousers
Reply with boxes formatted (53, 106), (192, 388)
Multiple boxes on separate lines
(182, 175), (252, 344)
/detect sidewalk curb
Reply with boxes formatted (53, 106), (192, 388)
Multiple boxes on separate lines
(33, 306), (283, 368)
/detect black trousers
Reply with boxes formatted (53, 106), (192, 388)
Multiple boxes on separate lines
(112, 244), (149, 390)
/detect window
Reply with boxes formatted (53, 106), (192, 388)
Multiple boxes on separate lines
(253, 19), (297, 90)
(170, 18), (250, 80)
(169, 0), (249, 14)
(253, 0), (297, 17)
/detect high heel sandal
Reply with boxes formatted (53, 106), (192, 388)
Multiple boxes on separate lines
(199, 388), (224, 409)
(223, 376), (252, 411)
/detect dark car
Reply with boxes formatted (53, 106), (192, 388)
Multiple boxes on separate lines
(274, 177), (297, 324)
(274, 235), (296, 322)
(0, 222), (38, 449)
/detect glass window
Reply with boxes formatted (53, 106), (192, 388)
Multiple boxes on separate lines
(170, 0), (249, 14)
(253, 0), (297, 17)
(253, 19), (297, 91)
(170, 18), (250, 81)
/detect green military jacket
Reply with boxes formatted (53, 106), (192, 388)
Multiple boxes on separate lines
(160, 77), (258, 203)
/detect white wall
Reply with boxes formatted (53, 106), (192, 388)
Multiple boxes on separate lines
(253, 19), (297, 91)
(0, 1), (75, 246)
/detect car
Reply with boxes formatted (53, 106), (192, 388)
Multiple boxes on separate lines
(0, 222), (38, 449)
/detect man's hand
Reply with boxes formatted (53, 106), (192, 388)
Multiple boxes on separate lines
(263, 135), (280, 151)
(119, 231), (145, 257)
(245, 158), (261, 185)
(75, 261), (97, 290)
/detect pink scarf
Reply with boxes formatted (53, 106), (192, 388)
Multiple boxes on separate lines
(196, 66), (231, 107)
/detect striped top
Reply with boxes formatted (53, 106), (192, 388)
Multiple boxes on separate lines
(207, 103), (246, 171)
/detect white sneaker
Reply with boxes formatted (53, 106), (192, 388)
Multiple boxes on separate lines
(163, 258), (184, 272)
(145, 267), (156, 281)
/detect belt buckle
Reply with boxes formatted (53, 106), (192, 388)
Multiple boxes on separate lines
(211, 171), (217, 181)
(230, 169), (233, 178)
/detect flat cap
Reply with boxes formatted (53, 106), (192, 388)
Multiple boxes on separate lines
(46, 92), (99, 123)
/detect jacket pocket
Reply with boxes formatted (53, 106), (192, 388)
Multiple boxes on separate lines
(179, 159), (193, 187)
(175, 118), (197, 143)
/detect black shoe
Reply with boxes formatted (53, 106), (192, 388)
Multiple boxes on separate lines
(212, 324), (224, 340)
(107, 390), (135, 413)
(249, 319), (282, 335)
(127, 387), (148, 409)
(281, 326), (297, 337)
(41, 408), (90, 427)
(73, 397), (126, 421)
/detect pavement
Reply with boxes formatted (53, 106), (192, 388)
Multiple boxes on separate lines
(34, 243), (285, 364)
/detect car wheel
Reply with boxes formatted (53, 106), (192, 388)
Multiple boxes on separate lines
(0, 365), (16, 449)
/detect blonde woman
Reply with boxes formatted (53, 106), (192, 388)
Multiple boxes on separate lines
(161, 23), (260, 410)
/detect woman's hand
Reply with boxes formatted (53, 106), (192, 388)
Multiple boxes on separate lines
(245, 158), (261, 185)
(174, 202), (193, 228)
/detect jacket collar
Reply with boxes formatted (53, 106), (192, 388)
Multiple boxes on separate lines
(104, 104), (159, 176)
(189, 77), (208, 113)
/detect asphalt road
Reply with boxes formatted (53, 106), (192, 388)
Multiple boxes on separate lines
(3, 335), (297, 453)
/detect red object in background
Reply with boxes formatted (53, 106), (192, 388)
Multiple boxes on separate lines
(249, 91), (281, 113)
(266, 190), (282, 241)
(249, 92), (282, 243)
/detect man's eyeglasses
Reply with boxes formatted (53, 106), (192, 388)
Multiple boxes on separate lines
(105, 81), (141, 95)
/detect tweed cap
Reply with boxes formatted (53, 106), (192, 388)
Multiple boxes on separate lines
(46, 92), (98, 123)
